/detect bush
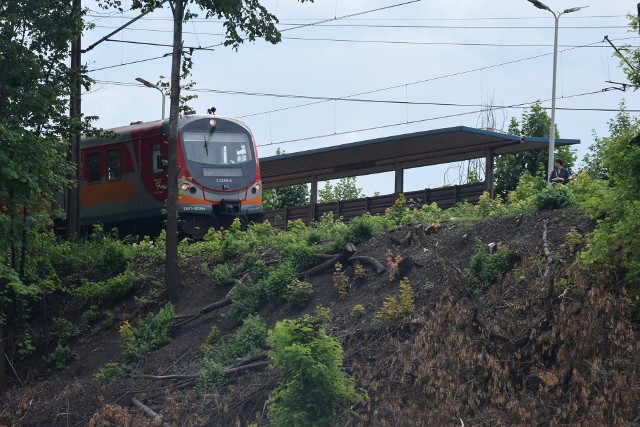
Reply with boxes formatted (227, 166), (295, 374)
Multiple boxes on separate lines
(286, 279), (314, 308)
(267, 308), (363, 426)
(69, 270), (145, 303)
(45, 342), (71, 372)
(375, 278), (415, 323)
(196, 359), (224, 394)
(122, 303), (175, 365)
(94, 363), (125, 385)
(351, 304), (365, 319)
(534, 184), (574, 210)
(466, 241), (511, 293)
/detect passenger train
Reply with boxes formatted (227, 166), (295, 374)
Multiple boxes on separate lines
(79, 115), (263, 237)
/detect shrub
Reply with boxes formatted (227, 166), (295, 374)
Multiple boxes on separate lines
(351, 304), (365, 319)
(345, 214), (381, 244)
(94, 363), (125, 385)
(121, 303), (175, 365)
(333, 262), (349, 299)
(204, 314), (266, 365)
(45, 342), (71, 372)
(466, 241), (511, 293)
(69, 270), (145, 303)
(534, 184), (574, 210)
(375, 278), (415, 323)
(506, 171), (547, 213)
(267, 308), (363, 426)
(196, 359), (224, 395)
(386, 250), (403, 282)
(209, 263), (238, 288)
(286, 279), (314, 308)
(477, 192), (507, 218)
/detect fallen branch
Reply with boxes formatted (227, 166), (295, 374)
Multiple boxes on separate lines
(541, 220), (554, 299)
(173, 296), (233, 328)
(131, 397), (170, 427)
(346, 256), (386, 275)
(299, 243), (357, 278)
(233, 351), (268, 367)
(131, 360), (271, 381)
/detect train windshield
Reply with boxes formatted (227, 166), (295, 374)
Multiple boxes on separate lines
(182, 131), (253, 166)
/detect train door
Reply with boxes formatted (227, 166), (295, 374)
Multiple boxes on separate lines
(138, 138), (168, 210)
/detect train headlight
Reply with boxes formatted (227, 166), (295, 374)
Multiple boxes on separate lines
(255, 183), (261, 192)
(181, 182), (191, 191)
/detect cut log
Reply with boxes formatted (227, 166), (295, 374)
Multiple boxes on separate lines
(346, 256), (386, 275)
(131, 397), (171, 427)
(298, 243), (357, 278)
(173, 296), (233, 328)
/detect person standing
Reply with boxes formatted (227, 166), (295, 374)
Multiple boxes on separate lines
(550, 158), (570, 184)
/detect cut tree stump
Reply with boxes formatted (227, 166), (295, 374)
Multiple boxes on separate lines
(298, 243), (357, 278)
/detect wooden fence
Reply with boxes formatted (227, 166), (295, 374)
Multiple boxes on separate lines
(263, 182), (486, 229)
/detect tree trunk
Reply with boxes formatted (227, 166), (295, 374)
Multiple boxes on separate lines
(0, 325), (6, 391)
(165, 0), (186, 302)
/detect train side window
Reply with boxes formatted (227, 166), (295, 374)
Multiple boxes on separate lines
(108, 149), (121, 180)
(152, 144), (164, 173)
(87, 152), (101, 183)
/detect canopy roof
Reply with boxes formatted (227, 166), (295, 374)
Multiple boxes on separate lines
(260, 126), (579, 187)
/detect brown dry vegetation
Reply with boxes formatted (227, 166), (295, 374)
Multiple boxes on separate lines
(1, 206), (640, 426)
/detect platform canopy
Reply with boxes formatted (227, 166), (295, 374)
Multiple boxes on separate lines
(259, 126), (579, 188)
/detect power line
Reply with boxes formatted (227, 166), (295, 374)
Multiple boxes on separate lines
(281, 36), (635, 48)
(202, 0), (425, 49)
(88, 54), (170, 72)
(256, 90), (639, 148)
(85, 13), (628, 23)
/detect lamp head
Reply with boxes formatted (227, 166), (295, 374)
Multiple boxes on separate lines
(527, 0), (551, 11)
(563, 5), (589, 14)
(135, 77), (157, 89)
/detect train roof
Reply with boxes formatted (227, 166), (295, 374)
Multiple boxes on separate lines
(82, 114), (251, 146)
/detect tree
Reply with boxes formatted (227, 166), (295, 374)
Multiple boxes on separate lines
(267, 307), (362, 426)
(583, 100), (632, 179)
(318, 177), (364, 203)
(97, 0), (313, 301)
(0, 0), (89, 390)
(493, 101), (575, 198)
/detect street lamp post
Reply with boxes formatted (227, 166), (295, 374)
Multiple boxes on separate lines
(526, 1), (588, 182)
(135, 77), (166, 120)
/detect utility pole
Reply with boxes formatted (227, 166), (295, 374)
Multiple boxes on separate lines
(68, 0), (82, 237)
(67, 3), (163, 236)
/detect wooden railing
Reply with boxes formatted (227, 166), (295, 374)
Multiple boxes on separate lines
(263, 182), (486, 229)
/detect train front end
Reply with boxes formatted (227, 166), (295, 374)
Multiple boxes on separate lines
(176, 116), (263, 236)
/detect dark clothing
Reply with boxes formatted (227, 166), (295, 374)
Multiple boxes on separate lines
(550, 167), (570, 184)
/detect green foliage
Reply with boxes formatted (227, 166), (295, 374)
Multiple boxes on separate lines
(202, 314), (266, 364)
(121, 303), (175, 366)
(209, 263), (239, 288)
(318, 177), (364, 203)
(93, 363), (126, 386)
(69, 270), (145, 303)
(506, 171), (550, 213)
(286, 279), (314, 308)
(333, 262), (349, 299)
(267, 308), (362, 426)
(198, 315), (266, 393)
(466, 241), (511, 293)
(375, 278), (415, 323)
(351, 304), (365, 319)
(344, 213), (383, 244)
(494, 102), (575, 197)
(476, 192), (508, 218)
(568, 172), (611, 219)
(45, 342), (71, 372)
(196, 359), (225, 394)
(534, 184), (574, 210)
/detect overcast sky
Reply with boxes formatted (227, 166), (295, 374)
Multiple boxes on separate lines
(82, 0), (639, 194)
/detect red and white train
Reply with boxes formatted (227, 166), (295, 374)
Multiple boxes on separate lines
(78, 115), (263, 237)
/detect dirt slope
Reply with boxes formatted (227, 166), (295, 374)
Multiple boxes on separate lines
(2, 206), (640, 426)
